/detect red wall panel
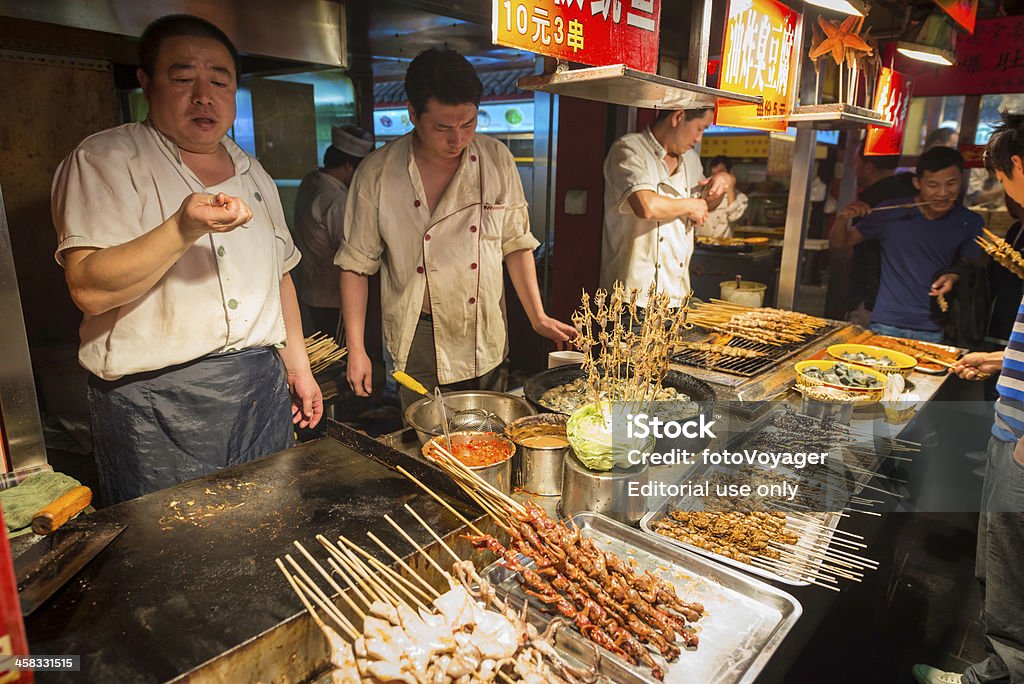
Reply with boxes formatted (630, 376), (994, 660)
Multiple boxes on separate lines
(550, 97), (611, 322)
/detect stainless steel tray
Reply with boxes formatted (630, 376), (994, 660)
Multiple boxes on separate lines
(641, 500), (843, 587)
(481, 512), (802, 684)
(639, 406), (869, 586)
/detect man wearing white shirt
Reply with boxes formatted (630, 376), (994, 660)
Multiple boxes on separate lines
(698, 156), (748, 240)
(294, 124), (373, 339)
(600, 108), (729, 308)
(336, 49), (575, 411)
(51, 15), (321, 503)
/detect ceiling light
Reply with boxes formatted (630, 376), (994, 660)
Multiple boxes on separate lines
(803, 0), (869, 16)
(895, 14), (957, 66)
(896, 42), (956, 66)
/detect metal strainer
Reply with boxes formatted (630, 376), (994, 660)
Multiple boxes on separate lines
(393, 371), (507, 433)
(447, 407), (506, 433)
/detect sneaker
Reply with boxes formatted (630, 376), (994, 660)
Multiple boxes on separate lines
(912, 664), (963, 684)
(965, 450), (988, 463)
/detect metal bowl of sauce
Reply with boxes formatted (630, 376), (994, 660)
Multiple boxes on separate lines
(421, 431), (515, 495)
(505, 414), (570, 496)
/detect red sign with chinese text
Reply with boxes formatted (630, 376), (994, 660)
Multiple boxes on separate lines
(894, 15), (1024, 96)
(715, 0), (801, 132)
(932, 0), (978, 34)
(865, 68), (912, 156)
(959, 143), (985, 168)
(492, 0), (661, 73)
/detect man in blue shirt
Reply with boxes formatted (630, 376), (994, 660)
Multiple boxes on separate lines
(914, 112), (1024, 684)
(830, 146), (984, 342)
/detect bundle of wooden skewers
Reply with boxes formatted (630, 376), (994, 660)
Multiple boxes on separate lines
(762, 408), (919, 503)
(571, 283), (691, 407)
(975, 228), (1024, 279)
(416, 442), (706, 681)
(673, 339), (766, 360)
(683, 300), (828, 347)
(652, 507), (877, 591)
(305, 332), (348, 375)
(276, 501), (596, 684)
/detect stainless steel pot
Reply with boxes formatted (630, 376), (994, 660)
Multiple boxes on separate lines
(421, 431), (515, 495)
(560, 450), (649, 525)
(505, 414), (569, 496)
(406, 391), (535, 445)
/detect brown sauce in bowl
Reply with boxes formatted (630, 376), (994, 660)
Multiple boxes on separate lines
(510, 424), (569, 449)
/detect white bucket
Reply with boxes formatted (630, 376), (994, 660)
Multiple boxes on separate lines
(720, 279), (767, 308)
(548, 351), (585, 368)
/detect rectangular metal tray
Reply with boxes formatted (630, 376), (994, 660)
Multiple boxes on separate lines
(641, 498), (843, 587)
(481, 512), (802, 684)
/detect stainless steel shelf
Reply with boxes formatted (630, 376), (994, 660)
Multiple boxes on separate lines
(517, 64), (762, 110)
(787, 103), (893, 129)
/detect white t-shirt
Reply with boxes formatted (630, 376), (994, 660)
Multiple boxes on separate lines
(698, 192), (749, 239)
(600, 127), (704, 307)
(294, 169), (347, 308)
(52, 121), (300, 380)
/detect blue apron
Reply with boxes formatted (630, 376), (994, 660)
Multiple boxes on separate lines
(87, 347), (293, 504)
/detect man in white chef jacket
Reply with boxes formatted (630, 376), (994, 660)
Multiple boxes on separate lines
(50, 15), (321, 504)
(601, 108), (729, 310)
(337, 48), (575, 411)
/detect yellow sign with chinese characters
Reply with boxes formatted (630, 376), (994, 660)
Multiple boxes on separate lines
(716, 0), (802, 132)
(700, 135), (771, 159)
(492, 0), (661, 73)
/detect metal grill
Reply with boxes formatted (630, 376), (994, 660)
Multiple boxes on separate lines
(672, 322), (840, 377)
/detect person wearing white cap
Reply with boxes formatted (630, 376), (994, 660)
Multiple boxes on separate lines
(294, 124), (374, 338)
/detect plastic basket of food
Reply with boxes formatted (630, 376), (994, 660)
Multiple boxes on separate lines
(826, 343), (916, 378)
(793, 360), (886, 405)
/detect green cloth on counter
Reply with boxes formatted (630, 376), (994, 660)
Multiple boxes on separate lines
(0, 472), (81, 535)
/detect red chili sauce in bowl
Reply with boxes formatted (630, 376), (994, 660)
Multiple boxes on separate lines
(423, 432), (515, 468)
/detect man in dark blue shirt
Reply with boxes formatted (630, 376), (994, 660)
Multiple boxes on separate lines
(830, 146), (984, 342)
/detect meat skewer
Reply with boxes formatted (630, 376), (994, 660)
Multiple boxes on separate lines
(420, 441), (710, 681)
(278, 508), (599, 684)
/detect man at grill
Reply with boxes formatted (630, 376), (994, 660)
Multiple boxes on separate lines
(337, 48), (575, 411)
(600, 108), (730, 311)
(842, 144), (917, 327)
(51, 14), (322, 504)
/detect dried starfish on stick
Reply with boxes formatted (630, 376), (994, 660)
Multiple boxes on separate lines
(808, 14), (873, 106)
(810, 15), (872, 66)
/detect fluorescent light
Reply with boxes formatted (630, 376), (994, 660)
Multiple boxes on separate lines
(896, 41), (956, 66)
(803, 0), (868, 16)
